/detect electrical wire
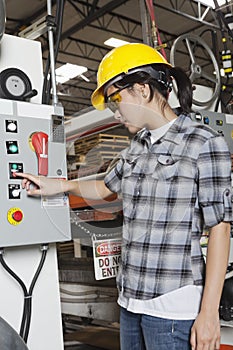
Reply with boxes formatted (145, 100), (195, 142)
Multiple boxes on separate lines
(0, 245), (49, 343)
(22, 245), (48, 343)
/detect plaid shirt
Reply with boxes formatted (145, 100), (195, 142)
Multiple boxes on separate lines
(104, 114), (233, 300)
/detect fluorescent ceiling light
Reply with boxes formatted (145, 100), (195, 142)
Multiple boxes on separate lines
(195, 0), (229, 8)
(56, 63), (88, 84)
(104, 37), (129, 48)
(80, 74), (90, 82)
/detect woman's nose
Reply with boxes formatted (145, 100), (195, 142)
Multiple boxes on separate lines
(114, 110), (122, 120)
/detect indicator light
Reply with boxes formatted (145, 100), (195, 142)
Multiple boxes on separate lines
(9, 144), (18, 153)
(5, 120), (18, 133)
(6, 141), (19, 154)
(7, 122), (17, 132)
(9, 163), (23, 179)
(8, 184), (21, 199)
(11, 189), (20, 198)
(195, 114), (202, 121)
(203, 117), (209, 125)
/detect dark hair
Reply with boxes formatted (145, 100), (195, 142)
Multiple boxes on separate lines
(114, 64), (193, 114)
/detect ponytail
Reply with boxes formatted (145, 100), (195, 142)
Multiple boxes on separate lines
(169, 67), (193, 114)
(109, 64), (193, 115)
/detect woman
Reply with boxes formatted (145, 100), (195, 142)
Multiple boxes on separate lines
(17, 43), (232, 350)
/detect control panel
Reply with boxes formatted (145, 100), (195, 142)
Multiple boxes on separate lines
(190, 110), (233, 153)
(0, 99), (71, 247)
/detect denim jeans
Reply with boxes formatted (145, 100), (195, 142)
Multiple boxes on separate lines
(120, 307), (194, 350)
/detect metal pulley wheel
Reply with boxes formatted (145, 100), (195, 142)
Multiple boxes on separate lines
(170, 34), (221, 107)
(0, 68), (37, 101)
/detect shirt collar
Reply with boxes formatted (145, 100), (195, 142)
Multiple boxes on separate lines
(161, 114), (192, 145)
(132, 114), (193, 150)
(134, 128), (151, 146)
(150, 119), (176, 144)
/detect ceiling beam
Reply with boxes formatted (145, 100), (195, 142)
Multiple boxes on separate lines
(6, 0), (57, 34)
(154, 0), (220, 30)
(60, 0), (130, 41)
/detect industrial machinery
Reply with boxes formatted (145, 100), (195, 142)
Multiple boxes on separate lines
(0, 1), (71, 348)
(190, 109), (233, 153)
(0, 98), (70, 247)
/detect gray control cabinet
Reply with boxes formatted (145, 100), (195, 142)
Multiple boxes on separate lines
(191, 110), (233, 153)
(0, 99), (71, 247)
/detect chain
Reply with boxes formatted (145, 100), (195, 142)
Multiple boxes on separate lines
(70, 211), (122, 240)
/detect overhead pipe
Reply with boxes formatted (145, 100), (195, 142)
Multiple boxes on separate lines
(47, 0), (58, 105)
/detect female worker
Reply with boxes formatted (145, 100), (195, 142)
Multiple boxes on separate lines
(17, 43), (232, 350)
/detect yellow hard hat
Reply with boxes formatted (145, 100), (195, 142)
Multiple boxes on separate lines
(91, 43), (171, 110)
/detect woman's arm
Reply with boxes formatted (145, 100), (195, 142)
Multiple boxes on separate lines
(16, 172), (114, 200)
(190, 221), (230, 350)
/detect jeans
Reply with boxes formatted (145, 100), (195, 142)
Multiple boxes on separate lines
(120, 307), (194, 350)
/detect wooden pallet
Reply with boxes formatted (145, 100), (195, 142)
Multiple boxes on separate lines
(74, 133), (129, 156)
(69, 133), (130, 179)
(86, 151), (120, 164)
(57, 241), (74, 258)
(68, 161), (111, 179)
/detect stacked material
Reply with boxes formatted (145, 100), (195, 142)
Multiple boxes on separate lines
(68, 133), (130, 179)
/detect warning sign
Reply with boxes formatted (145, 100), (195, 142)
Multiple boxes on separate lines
(93, 238), (121, 280)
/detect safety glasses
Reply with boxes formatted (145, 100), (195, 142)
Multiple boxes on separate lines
(105, 84), (131, 113)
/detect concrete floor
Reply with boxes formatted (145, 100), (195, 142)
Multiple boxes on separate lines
(63, 317), (120, 350)
(64, 342), (107, 350)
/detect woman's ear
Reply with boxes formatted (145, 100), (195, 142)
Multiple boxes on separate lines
(134, 83), (149, 100)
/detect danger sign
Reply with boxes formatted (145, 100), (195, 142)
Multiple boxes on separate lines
(93, 238), (121, 280)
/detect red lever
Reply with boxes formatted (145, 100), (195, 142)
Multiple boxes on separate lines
(31, 132), (48, 176)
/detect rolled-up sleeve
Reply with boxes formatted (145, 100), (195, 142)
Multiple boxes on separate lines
(197, 135), (233, 228)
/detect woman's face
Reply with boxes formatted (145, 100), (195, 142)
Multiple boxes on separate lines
(106, 84), (148, 134)
(105, 83), (170, 133)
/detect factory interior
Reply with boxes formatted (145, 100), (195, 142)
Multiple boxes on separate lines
(0, 0), (233, 349)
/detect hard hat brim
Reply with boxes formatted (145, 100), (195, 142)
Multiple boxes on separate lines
(91, 87), (105, 111)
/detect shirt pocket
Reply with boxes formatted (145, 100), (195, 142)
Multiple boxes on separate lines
(152, 155), (196, 233)
(123, 156), (143, 177)
(152, 154), (179, 180)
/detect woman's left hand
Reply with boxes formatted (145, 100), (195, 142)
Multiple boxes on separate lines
(190, 310), (220, 350)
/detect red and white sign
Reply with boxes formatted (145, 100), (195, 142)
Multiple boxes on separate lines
(93, 238), (121, 280)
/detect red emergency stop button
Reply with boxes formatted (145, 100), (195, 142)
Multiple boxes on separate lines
(12, 210), (23, 222)
(7, 207), (24, 225)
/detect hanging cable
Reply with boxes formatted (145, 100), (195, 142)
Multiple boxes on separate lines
(145, 0), (167, 59)
(0, 245), (49, 343)
(22, 244), (48, 343)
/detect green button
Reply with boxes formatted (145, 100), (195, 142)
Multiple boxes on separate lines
(9, 144), (18, 153)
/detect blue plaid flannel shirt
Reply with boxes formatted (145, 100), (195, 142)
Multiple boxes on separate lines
(104, 114), (233, 300)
